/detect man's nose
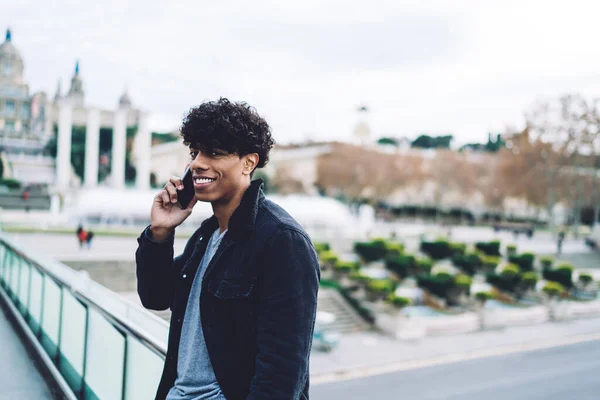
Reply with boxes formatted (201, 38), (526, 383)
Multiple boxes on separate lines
(190, 152), (210, 170)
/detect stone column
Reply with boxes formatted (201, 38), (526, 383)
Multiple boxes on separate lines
(135, 112), (152, 190)
(111, 108), (127, 188)
(84, 108), (100, 187)
(56, 101), (73, 187)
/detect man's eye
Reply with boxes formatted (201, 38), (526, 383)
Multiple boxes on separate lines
(210, 152), (220, 156)
(189, 152), (197, 159)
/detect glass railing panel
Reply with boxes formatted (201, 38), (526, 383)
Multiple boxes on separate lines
(58, 289), (88, 395)
(28, 267), (43, 334)
(0, 245), (6, 281)
(17, 259), (31, 315)
(9, 251), (20, 298)
(40, 275), (61, 359)
(84, 307), (126, 400)
(124, 337), (164, 400)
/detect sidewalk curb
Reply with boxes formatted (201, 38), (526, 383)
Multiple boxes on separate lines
(311, 331), (600, 385)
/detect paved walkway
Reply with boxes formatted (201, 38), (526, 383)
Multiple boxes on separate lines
(310, 316), (600, 379)
(0, 305), (54, 399)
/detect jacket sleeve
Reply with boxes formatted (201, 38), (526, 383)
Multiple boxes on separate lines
(247, 228), (320, 400)
(135, 225), (186, 311)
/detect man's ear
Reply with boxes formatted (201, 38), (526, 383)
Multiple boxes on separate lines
(242, 153), (259, 175)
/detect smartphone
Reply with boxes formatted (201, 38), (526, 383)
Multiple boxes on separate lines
(177, 166), (195, 209)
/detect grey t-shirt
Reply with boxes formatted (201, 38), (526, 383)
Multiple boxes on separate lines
(166, 228), (227, 400)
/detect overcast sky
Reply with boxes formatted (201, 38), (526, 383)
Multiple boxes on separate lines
(3, 0), (600, 145)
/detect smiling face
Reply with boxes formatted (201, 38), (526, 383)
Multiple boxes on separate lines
(188, 146), (257, 204)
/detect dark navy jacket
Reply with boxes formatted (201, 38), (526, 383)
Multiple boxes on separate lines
(135, 180), (320, 400)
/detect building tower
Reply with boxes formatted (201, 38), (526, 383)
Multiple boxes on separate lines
(67, 60), (84, 106)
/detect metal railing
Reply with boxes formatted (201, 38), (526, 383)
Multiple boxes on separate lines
(0, 232), (168, 400)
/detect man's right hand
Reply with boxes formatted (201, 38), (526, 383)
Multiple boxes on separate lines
(150, 176), (197, 240)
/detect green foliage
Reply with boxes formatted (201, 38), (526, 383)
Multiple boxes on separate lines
(508, 253), (536, 272)
(367, 279), (396, 294)
(540, 256), (554, 269)
(349, 271), (371, 283)
(319, 279), (340, 289)
(486, 263), (521, 293)
(420, 240), (453, 260)
(482, 255), (501, 269)
(152, 131), (180, 144)
(452, 252), (482, 275)
(475, 291), (493, 302)
(411, 134), (453, 149)
(319, 251), (339, 265)
(506, 244), (517, 254)
(417, 274), (453, 299)
(501, 263), (521, 277)
(475, 240), (501, 256)
(449, 242), (467, 256)
(313, 242), (331, 254)
(387, 294), (411, 308)
(417, 257), (434, 274)
(556, 263), (574, 273)
(579, 273), (593, 285)
(434, 270), (453, 280)
(454, 274), (473, 289)
(521, 272), (539, 289)
(333, 260), (358, 272)
(0, 178), (21, 189)
(354, 240), (388, 262)
(385, 254), (416, 278)
(543, 266), (573, 289)
(377, 137), (399, 146)
(385, 241), (405, 256)
(543, 281), (565, 297)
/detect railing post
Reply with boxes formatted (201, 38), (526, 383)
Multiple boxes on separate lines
(80, 307), (90, 400)
(121, 337), (129, 400)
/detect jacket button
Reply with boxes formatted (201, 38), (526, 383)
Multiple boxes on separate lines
(182, 274), (187, 279)
(177, 318), (182, 323)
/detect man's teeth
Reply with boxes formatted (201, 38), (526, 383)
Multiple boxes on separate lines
(195, 178), (215, 184)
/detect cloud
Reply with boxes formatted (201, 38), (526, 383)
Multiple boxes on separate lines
(3, 0), (600, 145)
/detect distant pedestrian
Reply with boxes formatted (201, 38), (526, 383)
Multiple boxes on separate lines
(86, 231), (94, 249)
(557, 230), (566, 255)
(77, 225), (88, 249)
(22, 189), (30, 213)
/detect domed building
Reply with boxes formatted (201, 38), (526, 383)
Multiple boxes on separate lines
(0, 27), (153, 199)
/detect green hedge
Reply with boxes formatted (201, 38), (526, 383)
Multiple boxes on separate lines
(540, 256), (554, 270)
(542, 267), (573, 289)
(314, 242), (331, 254)
(417, 274), (453, 299)
(508, 253), (535, 271)
(0, 178), (22, 189)
(417, 257), (434, 274)
(486, 272), (521, 293)
(579, 273), (593, 285)
(354, 240), (389, 262)
(543, 281), (565, 297)
(385, 254), (415, 278)
(506, 244), (517, 256)
(334, 260), (359, 272)
(451, 252), (482, 275)
(475, 291), (493, 302)
(420, 240), (453, 260)
(367, 279), (396, 294)
(387, 294), (411, 308)
(319, 250), (339, 265)
(521, 271), (539, 289)
(475, 240), (501, 256)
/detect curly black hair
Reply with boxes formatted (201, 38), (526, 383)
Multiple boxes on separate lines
(180, 98), (275, 170)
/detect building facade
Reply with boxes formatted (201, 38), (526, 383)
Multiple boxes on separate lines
(0, 28), (152, 193)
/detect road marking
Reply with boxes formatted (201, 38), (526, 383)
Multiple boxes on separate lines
(311, 332), (600, 385)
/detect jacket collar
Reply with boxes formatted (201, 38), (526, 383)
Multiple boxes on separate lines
(198, 179), (265, 240)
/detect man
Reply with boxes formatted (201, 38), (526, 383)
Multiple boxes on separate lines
(135, 98), (320, 400)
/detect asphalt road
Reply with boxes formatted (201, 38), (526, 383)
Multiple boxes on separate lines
(311, 340), (600, 400)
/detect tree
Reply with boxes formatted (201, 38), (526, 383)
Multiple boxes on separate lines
(412, 134), (453, 149)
